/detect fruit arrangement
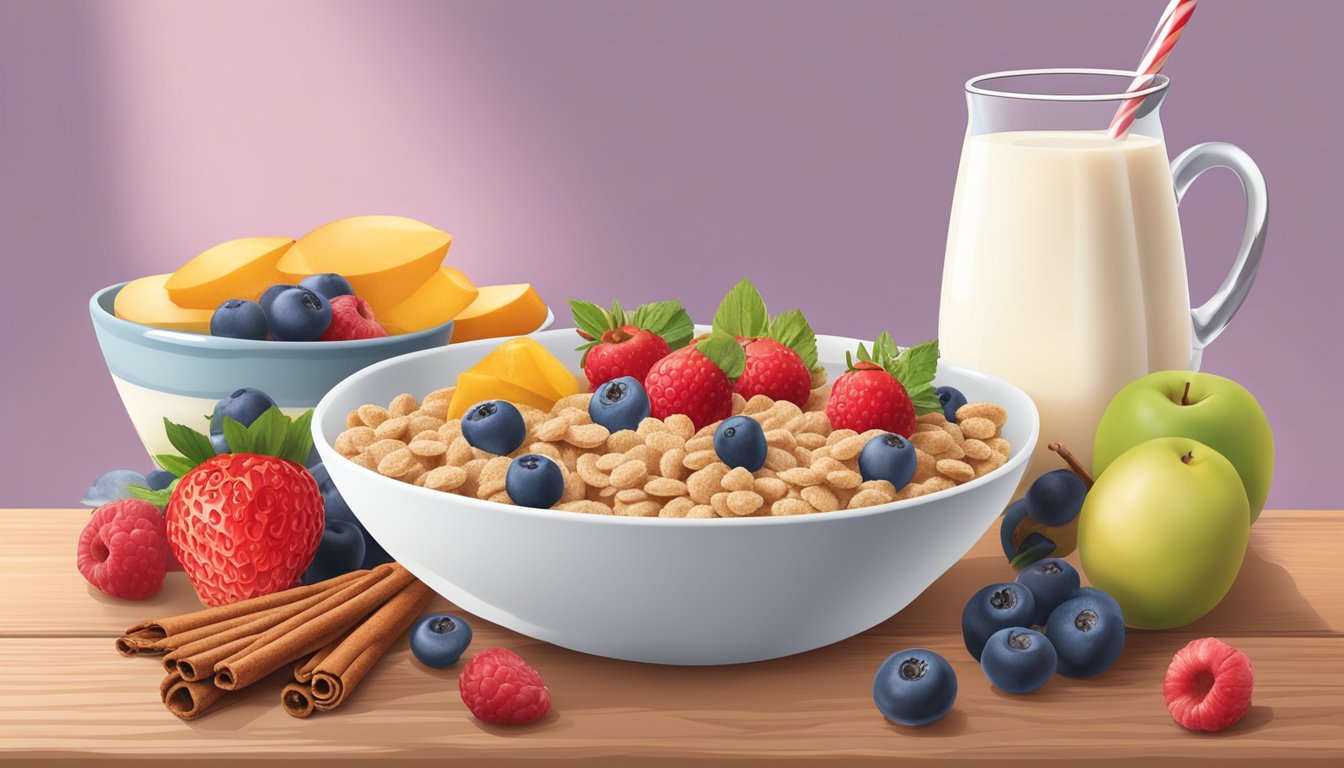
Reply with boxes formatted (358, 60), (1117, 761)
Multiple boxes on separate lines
(113, 215), (549, 343)
(333, 281), (1014, 516)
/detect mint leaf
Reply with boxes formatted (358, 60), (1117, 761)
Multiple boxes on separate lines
(154, 453), (197, 478)
(767, 309), (818, 368)
(712, 279), (769, 338)
(280, 410), (315, 465)
(568, 299), (611, 341)
(695, 332), (746, 380)
(163, 417), (216, 465)
(872, 332), (901, 365)
(890, 338), (941, 415)
(632, 300), (694, 350)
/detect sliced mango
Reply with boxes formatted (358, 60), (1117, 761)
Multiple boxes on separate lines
(164, 236), (293, 309)
(447, 371), (558, 419)
(379, 266), (479, 335)
(114, 274), (214, 334)
(471, 337), (582, 401)
(450, 284), (548, 343)
(278, 215), (451, 310)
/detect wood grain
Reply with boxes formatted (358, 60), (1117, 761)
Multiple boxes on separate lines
(0, 509), (1340, 766)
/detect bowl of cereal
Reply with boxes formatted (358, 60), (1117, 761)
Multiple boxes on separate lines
(314, 328), (1038, 665)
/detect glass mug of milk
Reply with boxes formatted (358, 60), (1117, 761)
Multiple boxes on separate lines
(939, 69), (1267, 480)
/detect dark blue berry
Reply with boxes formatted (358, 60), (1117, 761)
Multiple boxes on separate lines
(588, 376), (650, 433)
(936, 386), (969, 422)
(210, 299), (269, 340)
(81, 469), (148, 506)
(211, 432), (230, 454)
(713, 415), (767, 472)
(461, 400), (526, 456)
(981, 627), (1057, 694)
(299, 273), (354, 300)
(858, 433), (917, 490)
(319, 483), (394, 569)
(410, 614), (474, 668)
(505, 454), (564, 509)
(210, 387), (276, 435)
(145, 468), (175, 491)
(1045, 591), (1125, 677)
(266, 287), (331, 341)
(1025, 469), (1087, 527)
(300, 519), (366, 585)
(961, 582), (1037, 661)
(873, 649), (957, 726)
(259, 284), (293, 315)
(1015, 557), (1081, 626)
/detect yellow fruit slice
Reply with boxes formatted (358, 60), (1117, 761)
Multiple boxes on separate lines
(114, 274), (214, 334)
(447, 371), (558, 419)
(450, 284), (548, 343)
(278, 215), (451, 310)
(379, 266), (480, 335)
(472, 338), (582, 401)
(164, 236), (294, 309)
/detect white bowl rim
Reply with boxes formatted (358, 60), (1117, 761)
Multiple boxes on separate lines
(314, 328), (1040, 527)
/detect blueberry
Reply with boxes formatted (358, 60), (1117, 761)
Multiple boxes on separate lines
(858, 433), (917, 490)
(259, 284), (293, 314)
(505, 454), (564, 509)
(999, 498), (1031, 560)
(309, 462), (333, 493)
(961, 582), (1037, 661)
(981, 627), (1057, 694)
(1025, 469), (1087, 527)
(81, 469), (148, 507)
(410, 614), (474, 668)
(1015, 557), (1081, 625)
(266, 287), (332, 341)
(461, 400), (526, 456)
(211, 432), (230, 454)
(210, 387), (276, 435)
(319, 484), (394, 568)
(713, 415), (768, 472)
(300, 519), (366, 585)
(1045, 591), (1125, 677)
(873, 649), (957, 727)
(145, 468), (176, 491)
(210, 299), (269, 340)
(588, 376), (650, 433)
(299, 273), (354, 300)
(936, 386), (969, 422)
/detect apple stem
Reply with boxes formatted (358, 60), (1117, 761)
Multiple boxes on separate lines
(1048, 442), (1095, 488)
(1181, 381), (1192, 406)
(1181, 451), (1194, 465)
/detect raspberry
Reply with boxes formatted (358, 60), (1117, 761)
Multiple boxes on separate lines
(77, 499), (168, 600)
(1163, 637), (1254, 732)
(320, 294), (388, 341)
(458, 647), (552, 725)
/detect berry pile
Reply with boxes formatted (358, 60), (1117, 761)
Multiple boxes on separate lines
(212, 273), (389, 342)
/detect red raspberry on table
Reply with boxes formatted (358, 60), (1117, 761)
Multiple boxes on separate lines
(1163, 637), (1254, 732)
(320, 294), (388, 341)
(77, 499), (168, 600)
(458, 647), (552, 725)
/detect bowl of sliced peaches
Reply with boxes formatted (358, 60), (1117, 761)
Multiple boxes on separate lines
(315, 280), (1038, 665)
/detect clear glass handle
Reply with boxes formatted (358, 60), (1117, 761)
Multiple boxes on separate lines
(1170, 142), (1268, 370)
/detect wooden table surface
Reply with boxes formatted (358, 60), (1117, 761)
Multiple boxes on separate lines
(1, 508), (1340, 766)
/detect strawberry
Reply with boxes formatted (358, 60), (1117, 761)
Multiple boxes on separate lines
(644, 333), (746, 430)
(826, 334), (941, 437)
(710, 279), (818, 407)
(134, 408), (324, 606)
(569, 298), (693, 390)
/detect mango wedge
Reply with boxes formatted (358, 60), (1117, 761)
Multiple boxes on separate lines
(447, 372), (558, 419)
(278, 216), (451, 311)
(115, 274), (214, 334)
(471, 338), (582, 401)
(379, 266), (479, 335)
(164, 236), (293, 309)
(450, 284), (548, 343)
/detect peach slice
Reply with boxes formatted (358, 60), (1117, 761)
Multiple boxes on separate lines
(378, 266), (479, 335)
(449, 284), (548, 343)
(471, 338), (582, 402)
(278, 216), (451, 311)
(114, 274), (215, 334)
(447, 371), (558, 419)
(164, 236), (293, 309)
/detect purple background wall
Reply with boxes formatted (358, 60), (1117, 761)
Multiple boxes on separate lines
(0, 0), (1339, 508)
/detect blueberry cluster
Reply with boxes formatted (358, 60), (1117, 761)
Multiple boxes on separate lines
(210, 273), (351, 341)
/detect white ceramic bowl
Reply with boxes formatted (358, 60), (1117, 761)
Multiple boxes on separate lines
(314, 329), (1039, 665)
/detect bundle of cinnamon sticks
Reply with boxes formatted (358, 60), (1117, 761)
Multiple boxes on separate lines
(118, 563), (432, 720)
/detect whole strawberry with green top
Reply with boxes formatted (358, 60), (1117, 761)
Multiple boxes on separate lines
(645, 332), (746, 430)
(569, 298), (694, 391)
(711, 279), (818, 408)
(133, 409), (323, 606)
(827, 334), (941, 437)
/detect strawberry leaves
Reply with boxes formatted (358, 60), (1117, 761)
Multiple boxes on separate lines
(847, 334), (942, 415)
(712, 279), (818, 368)
(569, 298), (694, 355)
(695, 331), (747, 380)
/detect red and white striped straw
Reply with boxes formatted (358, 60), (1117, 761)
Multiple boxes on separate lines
(1107, 0), (1199, 139)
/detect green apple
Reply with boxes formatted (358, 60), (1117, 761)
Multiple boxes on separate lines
(1079, 436), (1249, 629)
(1093, 370), (1273, 523)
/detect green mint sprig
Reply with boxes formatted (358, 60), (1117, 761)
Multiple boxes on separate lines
(711, 278), (818, 369)
(848, 333), (942, 415)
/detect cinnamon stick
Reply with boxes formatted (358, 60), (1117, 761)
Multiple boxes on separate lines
(310, 579), (433, 712)
(294, 629), (353, 684)
(213, 563), (411, 691)
(117, 569), (368, 655)
(162, 674), (230, 720)
(281, 682), (316, 719)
